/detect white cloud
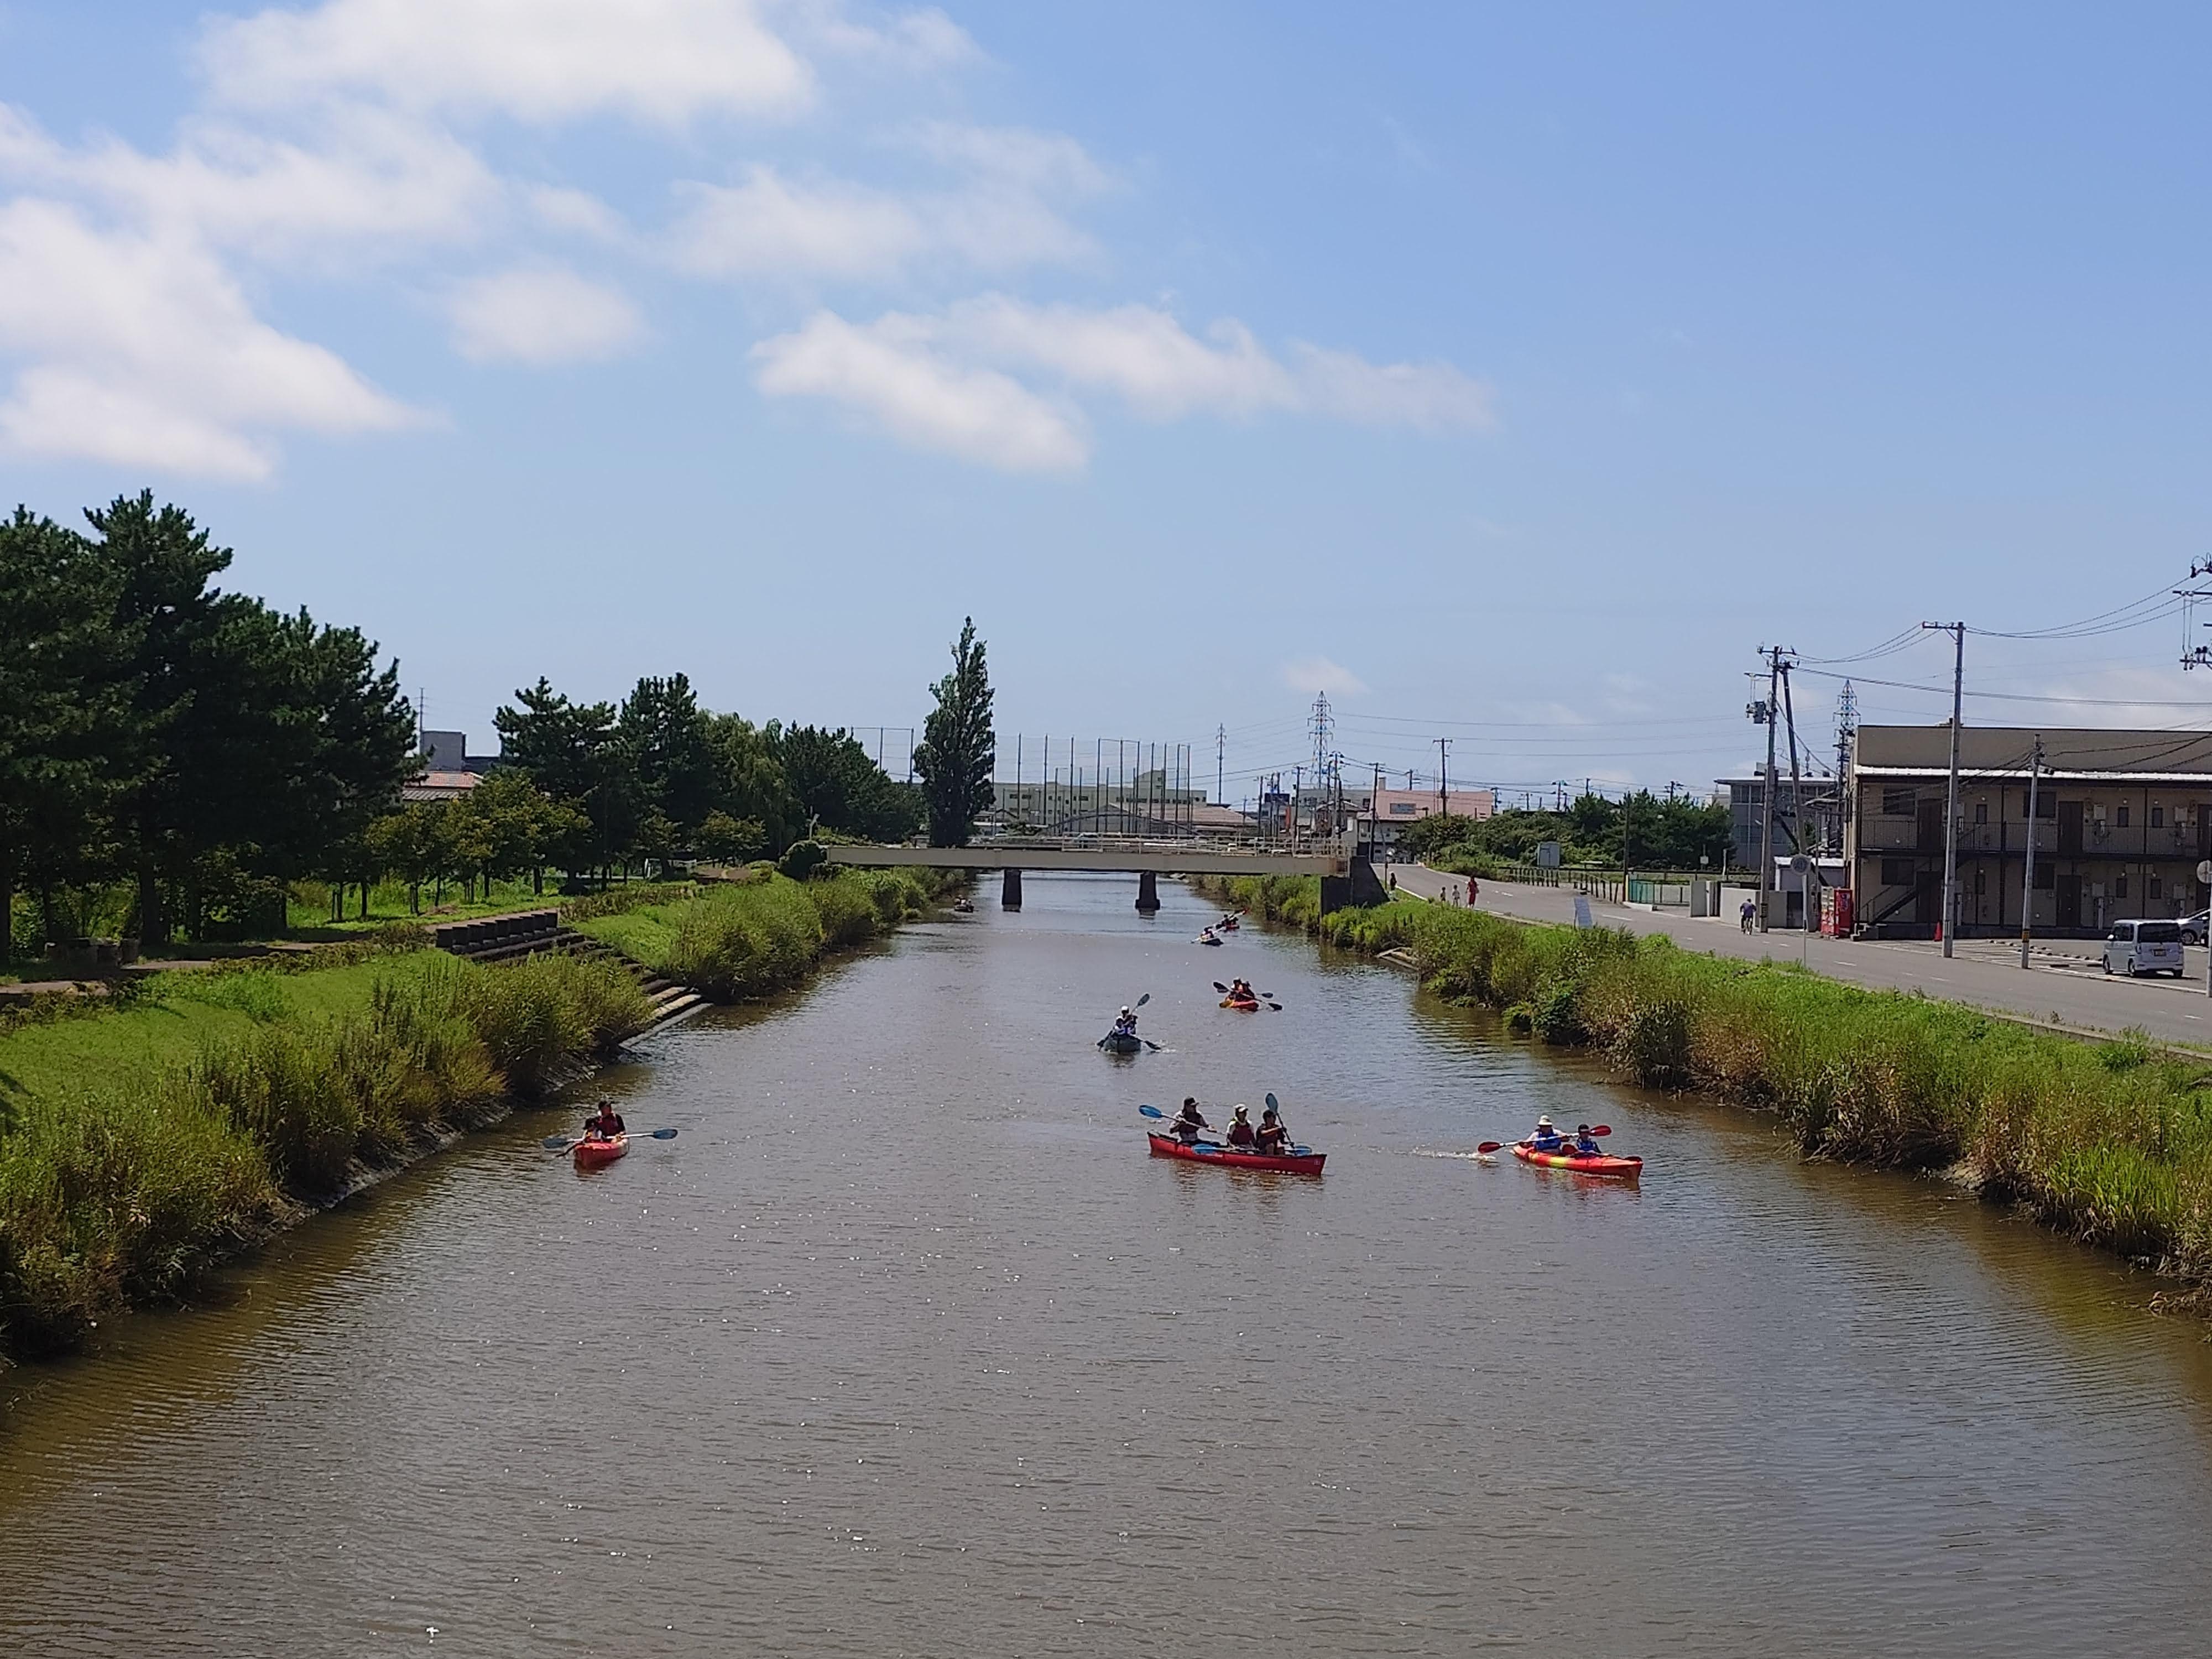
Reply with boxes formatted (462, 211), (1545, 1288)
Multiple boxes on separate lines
(943, 298), (1296, 419)
(447, 266), (646, 364)
(1290, 342), (1495, 432)
(672, 167), (925, 279)
(783, 1), (976, 72)
(0, 103), (501, 263)
(198, 0), (819, 124)
(524, 183), (628, 242)
(0, 198), (420, 479)
(1281, 656), (1370, 696)
(668, 135), (1099, 281)
(746, 296), (1494, 465)
(750, 310), (1086, 471)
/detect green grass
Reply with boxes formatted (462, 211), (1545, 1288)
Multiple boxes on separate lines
(0, 946), (653, 1359)
(1212, 877), (2212, 1286)
(577, 869), (947, 1003)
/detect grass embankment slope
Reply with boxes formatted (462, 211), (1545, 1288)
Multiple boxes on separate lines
(1197, 872), (2212, 1286)
(0, 945), (654, 1360)
(576, 868), (947, 1001)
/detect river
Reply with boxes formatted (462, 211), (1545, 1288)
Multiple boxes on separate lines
(4, 875), (2210, 1657)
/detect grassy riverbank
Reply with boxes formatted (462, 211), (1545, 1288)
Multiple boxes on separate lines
(0, 946), (654, 1359)
(576, 868), (949, 1001)
(1194, 873), (2212, 1285)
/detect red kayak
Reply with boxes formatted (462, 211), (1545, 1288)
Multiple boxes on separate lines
(573, 1133), (628, 1170)
(1220, 997), (1260, 1011)
(1512, 1144), (1641, 1181)
(1147, 1131), (1324, 1175)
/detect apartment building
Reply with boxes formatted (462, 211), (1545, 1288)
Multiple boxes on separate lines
(1846, 725), (2212, 938)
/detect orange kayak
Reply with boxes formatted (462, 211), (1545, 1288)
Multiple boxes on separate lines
(573, 1133), (628, 1169)
(1512, 1144), (1641, 1180)
(1220, 997), (1260, 1011)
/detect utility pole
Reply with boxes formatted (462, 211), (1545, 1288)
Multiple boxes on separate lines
(1923, 620), (1965, 958)
(1215, 724), (1225, 806)
(1782, 659), (1815, 952)
(1437, 738), (1451, 820)
(2020, 733), (2042, 969)
(1751, 649), (1784, 934)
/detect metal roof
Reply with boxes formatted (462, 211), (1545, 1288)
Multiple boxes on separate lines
(1854, 765), (2212, 785)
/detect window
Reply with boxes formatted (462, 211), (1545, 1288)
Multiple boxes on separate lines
(1880, 857), (1915, 886)
(2116, 874), (2129, 899)
(1881, 788), (1916, 815)
(2034, 863), (2055, 890)
(2035, 794), (2057, 820)
(2141, 920), (2180, 941)
(1389, 801), (1418, 815)
(2152, 805), (2166, 828)
(1974, 802), (1988, 825)
(2117, 805), (2131, 828)
(2151, 874), (2165, 899)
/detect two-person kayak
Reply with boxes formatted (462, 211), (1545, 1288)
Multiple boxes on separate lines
(573, 1134), (628, 1169)
(1220, 997), (1260, 1011)
(1146, 1131), (1325, 1175)
(1511, 1144), (1642, 1180)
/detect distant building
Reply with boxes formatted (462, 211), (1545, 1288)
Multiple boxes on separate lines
(402, 730), (493, 802)
(1719, 773), (1844, 872)
(1846, 724), (2212, 938)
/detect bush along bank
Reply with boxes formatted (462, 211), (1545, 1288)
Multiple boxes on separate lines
(1192, 874), (2212, 1289)
(575, 868), (953, 1003)
(0, 947), (654, 1360)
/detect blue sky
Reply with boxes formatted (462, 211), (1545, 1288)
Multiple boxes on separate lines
(3, 2), (2209, 806)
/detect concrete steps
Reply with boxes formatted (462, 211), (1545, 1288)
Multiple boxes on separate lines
(430, 910), (704, 1032)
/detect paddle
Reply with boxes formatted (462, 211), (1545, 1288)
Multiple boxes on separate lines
(1262, 1090), (1315, 1157)
(1102, 993), (1159, 1050)
(1474, 1125), (1612, 1156)
(541, 1127), (680, 1151)
(1211, 980), (1284, 1010)
(1137, 1102), (1224, 1151)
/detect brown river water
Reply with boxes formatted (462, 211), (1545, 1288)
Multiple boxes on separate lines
(5, 875), (2212, 1657)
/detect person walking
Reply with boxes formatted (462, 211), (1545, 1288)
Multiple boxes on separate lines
(1739, 897), (1756, 933)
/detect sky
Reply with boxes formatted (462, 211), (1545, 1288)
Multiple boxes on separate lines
(3, 1), (2211, 807)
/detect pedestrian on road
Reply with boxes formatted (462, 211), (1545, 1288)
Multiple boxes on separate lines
(1469, 879), (1479, 903)
(1739, 898), (1755, 933)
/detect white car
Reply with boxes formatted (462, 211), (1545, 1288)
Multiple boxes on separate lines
(2103, 919), (2187, 978)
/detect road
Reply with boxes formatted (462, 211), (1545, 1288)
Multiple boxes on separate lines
(1382, 862), (2212, 1048)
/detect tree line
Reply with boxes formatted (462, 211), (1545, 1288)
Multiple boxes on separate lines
(2, 495), (999, 961)
(1396, 791), (1733, 872)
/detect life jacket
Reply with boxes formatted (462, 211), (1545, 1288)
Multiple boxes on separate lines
(1227, 1121), (1256, 1147)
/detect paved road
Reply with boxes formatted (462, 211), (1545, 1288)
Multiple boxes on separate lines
(1381, 861), (2212, 1048)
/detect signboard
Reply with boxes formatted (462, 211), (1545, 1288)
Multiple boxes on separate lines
(1535, 840), (1562, 870)
(1573, 895), (1593, 930)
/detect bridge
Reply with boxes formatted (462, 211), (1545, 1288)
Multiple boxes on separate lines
(825, 837), (1385, 912)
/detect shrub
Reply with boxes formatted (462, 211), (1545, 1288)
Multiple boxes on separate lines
(779, 839), (828, 881)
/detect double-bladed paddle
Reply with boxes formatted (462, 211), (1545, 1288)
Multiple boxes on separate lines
(1474, 1125), (1611, 1156)
(1211, 981), (1284, 1010)
(541, 1126), (680, 1151)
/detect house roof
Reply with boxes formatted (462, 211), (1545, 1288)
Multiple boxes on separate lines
(400, 770), (482, 802)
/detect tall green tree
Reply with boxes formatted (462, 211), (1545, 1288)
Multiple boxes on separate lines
(776, 724), (922, 842)
(618, 673), (717, 836)
(0, 509), (123, 962)
(912, 618), (995, 848)
(706, 714), (802, 853)
(494, 679), (634, 878)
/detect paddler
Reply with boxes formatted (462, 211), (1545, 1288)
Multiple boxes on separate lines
(1172, 1097), (1211, 1144)
(1571, 1123), (1603, 1155)
(1229, 978), (1255, 1003)
(1525, 1114), (1564, 1152)
(1224, 1104), (1258, 1149)
(1254, 1104), (1290, 1155)
(582, 1098), (626, 1141)
(1112, 1005), (1140, 1039)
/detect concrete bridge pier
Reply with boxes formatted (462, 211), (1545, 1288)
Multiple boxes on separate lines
(1002, 868), (1023, 910)
(1135, 870), (1161, 912)
(1319, 855), (1389, 916)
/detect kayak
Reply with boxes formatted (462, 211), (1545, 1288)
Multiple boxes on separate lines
(1199, 936), (1222, 946)
(1147, 1131), (1324, 1175)
(573, 1133), (628, 1169)
(1512, 1144), (1641, 1180)
(1098, 1031), (1144, 1053)
(1220, 998), (1259, 1011)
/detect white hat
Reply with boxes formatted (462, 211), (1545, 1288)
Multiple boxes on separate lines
(1536, 1115), (1553, 1129)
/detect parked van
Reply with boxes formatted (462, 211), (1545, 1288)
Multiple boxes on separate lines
(2103, 919), (2186, 978)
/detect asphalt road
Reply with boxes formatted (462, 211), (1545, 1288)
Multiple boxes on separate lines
(1382, 861), (2212, 1048)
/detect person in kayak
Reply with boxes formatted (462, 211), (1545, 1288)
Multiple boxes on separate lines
(1255, 1104), (1290, 1155)
(1112, 1006), (1140, 1039)
(1525, 1114), (1564, 1152)
(1172, 1098), (1212, 1144)
(582, 1098), (626, 1141)
(1571, 1123), (1603, 1155)
(1228, 978), (1256, 1004)
(1225, 1105), (1258, 1149)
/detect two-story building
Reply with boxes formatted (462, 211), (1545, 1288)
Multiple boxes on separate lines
(1846, 725), (2212, 938)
